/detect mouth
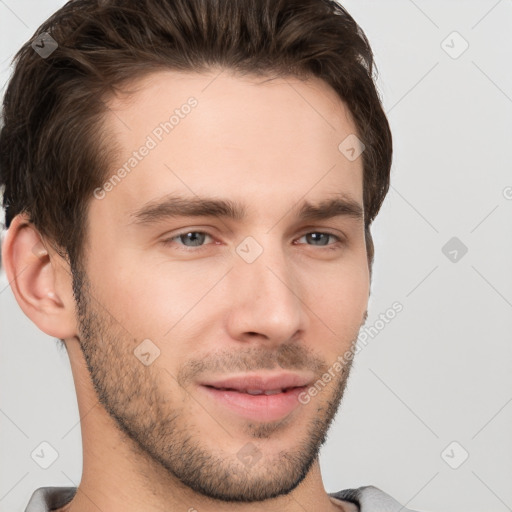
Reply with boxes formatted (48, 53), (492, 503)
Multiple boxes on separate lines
(199, 372), (312, 422)
(205, 386), (299, 395)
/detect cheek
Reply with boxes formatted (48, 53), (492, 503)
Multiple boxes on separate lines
(300, 257), (369, 347)
(85, 235), (368, 349)
(304, 245), (369, 298)
(91, 258), (227, 342)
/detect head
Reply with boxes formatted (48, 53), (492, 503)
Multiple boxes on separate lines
(0, 0), (392, 504)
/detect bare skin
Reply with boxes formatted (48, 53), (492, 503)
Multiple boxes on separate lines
(3, 69), (368, 512)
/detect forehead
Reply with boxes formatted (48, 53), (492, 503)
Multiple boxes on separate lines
(95, 69), (363, 223)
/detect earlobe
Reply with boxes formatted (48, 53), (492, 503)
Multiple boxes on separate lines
(1, 214), (77, 340)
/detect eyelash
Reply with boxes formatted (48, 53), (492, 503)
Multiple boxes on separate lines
(161, 230), (344, 252)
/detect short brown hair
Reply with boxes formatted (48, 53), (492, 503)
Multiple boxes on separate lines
(0, 0), (392, 272)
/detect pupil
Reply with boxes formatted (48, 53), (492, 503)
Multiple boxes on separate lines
(309, 233), (328, 246)
(183, 232), (204, 246)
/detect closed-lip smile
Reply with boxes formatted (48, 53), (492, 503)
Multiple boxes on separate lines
(199, 372), (314, 422)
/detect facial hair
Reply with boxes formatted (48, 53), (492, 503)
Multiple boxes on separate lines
(71, 265), (358, 503)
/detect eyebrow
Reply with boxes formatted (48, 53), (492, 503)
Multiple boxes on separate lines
(129, 193), (364, 225)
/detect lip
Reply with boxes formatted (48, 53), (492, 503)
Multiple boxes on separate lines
(199, 372), (313, 423)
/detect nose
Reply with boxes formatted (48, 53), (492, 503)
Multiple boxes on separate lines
(225, 237), (309, 346)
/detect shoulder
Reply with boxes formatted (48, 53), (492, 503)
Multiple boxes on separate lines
(330, 485), (426, 512)
(24, 487), (77, 512)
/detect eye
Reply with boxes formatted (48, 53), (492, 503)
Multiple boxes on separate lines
(162, 231), (214, 249)
(296, 232), (343, 248)
(161, 230), (344, 251)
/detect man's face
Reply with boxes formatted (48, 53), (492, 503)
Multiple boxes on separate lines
(75, 70), (369, 501)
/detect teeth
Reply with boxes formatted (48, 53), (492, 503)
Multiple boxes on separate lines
(212, 387), (287, 395)
(245, 389), (282, 395)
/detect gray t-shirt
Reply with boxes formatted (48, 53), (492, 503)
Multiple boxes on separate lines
(24, 485), (420, 511)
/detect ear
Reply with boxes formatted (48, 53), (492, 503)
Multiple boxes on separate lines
(1, 214), (78, 339)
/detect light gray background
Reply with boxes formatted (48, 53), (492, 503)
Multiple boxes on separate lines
(1, 1), (511, 511)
